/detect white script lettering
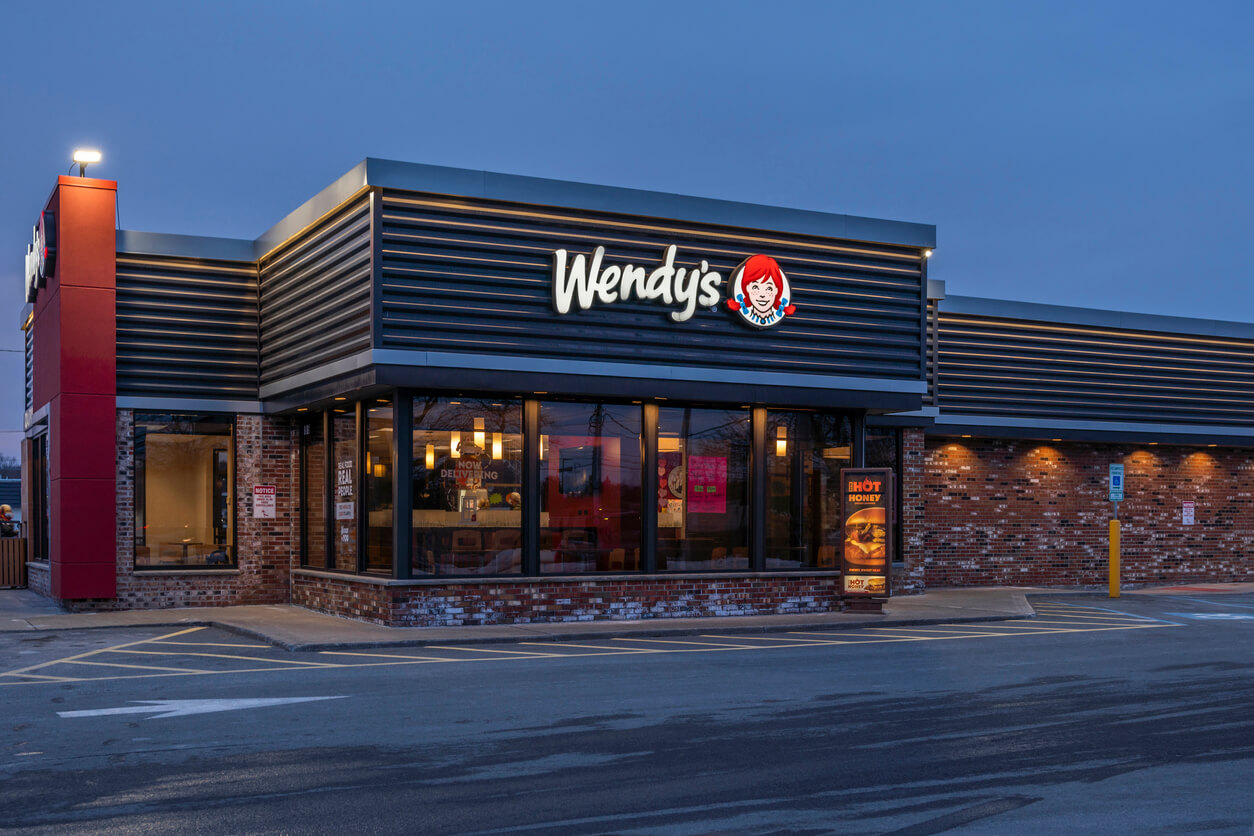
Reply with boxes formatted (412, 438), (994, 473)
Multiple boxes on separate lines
(552, 245), (723, 322)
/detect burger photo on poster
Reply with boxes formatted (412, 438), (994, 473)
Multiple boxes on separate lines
(844, 507), (887, 567)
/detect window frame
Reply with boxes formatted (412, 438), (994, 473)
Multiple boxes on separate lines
(296, 393), (879, 579)
(132, 411), (237, 572)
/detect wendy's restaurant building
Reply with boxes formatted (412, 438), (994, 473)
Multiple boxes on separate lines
(18, 159), (1254, 625)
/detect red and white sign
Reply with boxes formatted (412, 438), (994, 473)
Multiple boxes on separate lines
(1182, 501), (1195, 526)
(726, 254), (796, 329)
(551, 244), (797, 328)
(253, 485), (276, 519)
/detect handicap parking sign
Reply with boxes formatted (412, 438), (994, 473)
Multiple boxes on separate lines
(1109, 463), (1124, 502)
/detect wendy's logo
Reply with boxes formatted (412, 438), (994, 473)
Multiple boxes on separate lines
(726, 254), (796, 329)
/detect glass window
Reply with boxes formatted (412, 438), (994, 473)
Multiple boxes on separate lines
(333, 411), (358, 572)
(301, 417), (327, 568)
(656, 406), (750, 571)
(412, 398), (523, 576)
(539, 402), (642, 573)
(765, 411), (854, 569)
(365, 402), (394, 573)
(29, 434), (49, 562)
(134, 413), (234, 569)
(866, 427), (902, 562)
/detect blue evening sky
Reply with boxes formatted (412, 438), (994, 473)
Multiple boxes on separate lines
(1, 0), (1252, 454)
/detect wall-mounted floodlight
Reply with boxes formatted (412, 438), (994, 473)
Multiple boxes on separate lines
(72, 149), (102, 176)
(923, 249), (933, 259)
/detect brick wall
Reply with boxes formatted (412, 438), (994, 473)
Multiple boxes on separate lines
(55, 410), (298, 611)
(27, 561), (50, 597)
(916, 436), (1254, 587)
(292, 571), (844, 626)
(897, 426), (927, 593)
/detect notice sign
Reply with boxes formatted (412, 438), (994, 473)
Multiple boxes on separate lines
(1109, 463), (1125, 502)
(252, 485), (276, 519)
(1182, 501), (1196, 526)
(839, 468), (894, 597)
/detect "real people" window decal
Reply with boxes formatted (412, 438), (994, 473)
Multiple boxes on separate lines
(551, 245), (796, 329)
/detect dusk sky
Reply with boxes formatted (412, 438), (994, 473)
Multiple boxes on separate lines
(2, 0), (1252, 456)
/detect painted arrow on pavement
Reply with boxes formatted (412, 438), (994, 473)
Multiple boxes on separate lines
(58, 696), (348, 719)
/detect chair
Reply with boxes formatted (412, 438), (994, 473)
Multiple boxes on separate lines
(488, 529), (520, 552)
(817, 545), (837, 568)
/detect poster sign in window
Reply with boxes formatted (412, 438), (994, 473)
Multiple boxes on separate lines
(252, 485), (276, 519)
(840, 468), (894, 597)
(687, 456), (726, 514)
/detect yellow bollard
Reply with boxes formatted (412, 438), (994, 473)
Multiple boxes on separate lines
(1109, 519), (1121, 598)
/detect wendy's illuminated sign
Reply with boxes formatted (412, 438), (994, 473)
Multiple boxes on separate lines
(551, 245), (797, 328)
(23, 211), (56, 303)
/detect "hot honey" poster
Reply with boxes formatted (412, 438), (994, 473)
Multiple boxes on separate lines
(839, 468), (894, 597)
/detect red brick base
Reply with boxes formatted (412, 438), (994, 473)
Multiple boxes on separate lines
(26, 562), (50, 597)
(292, 571), (844, 626)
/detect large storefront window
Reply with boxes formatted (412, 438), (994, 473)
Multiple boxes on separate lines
(301, 417), (327, 568)
(411, 398), (523, 575)
(866, 427), (903, 562)
(333, 411), (357, 572)
(765, 411), (854, 569)
(540, 402), (642, 573)
(365, 402), (394, 573)
(656, 407), (751, 570)
(134, 413), (233, 569)
(295, 395), (881, 578)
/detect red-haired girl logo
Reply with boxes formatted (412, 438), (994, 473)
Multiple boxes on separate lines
(726, 254), (796, 328)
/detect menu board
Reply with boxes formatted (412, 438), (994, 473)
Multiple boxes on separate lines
(839, 468), (894, 597)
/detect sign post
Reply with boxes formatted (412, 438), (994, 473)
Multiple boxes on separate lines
(839, 468), (894, 611)
(1108, 463), (1124, 598)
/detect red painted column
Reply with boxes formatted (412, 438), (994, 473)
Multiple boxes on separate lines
(30, 176), (117, 599)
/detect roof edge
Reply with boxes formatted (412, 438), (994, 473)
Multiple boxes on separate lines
(116, 230), (255, 262)
(360, 157), (936, 248)
(941, 295), (1254, 341)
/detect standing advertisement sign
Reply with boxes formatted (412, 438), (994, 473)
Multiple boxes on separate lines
(839, 468), (895, 597)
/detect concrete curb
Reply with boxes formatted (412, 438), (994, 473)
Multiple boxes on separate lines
(0, 592), (1038, 651)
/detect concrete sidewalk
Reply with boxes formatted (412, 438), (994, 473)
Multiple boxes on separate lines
(0, 586), (1039, 651)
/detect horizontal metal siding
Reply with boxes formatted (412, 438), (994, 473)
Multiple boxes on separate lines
(924, 300), (939, 407)
(378, 192), (926, 381)
(115, 254), (259, 399)
(259, 195), (372, 386)
(937, 313), (1254, 426)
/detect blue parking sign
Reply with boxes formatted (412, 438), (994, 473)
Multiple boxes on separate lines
(1109, 463), (1124, 502)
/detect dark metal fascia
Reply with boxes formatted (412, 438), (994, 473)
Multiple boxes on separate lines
(942, 295), (1254, 341)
